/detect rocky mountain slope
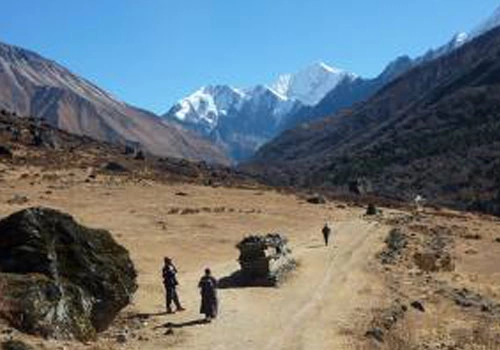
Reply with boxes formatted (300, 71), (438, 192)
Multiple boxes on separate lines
(0, 42), (228, 164)
(246, 26), (500, 215)
(163, 63), (355, 161)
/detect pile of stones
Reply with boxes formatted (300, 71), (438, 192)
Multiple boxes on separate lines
(235, 233), (295, 286)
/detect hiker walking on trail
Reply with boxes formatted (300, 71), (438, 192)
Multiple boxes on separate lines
(198, 268), (218, 322)
(162, 257), (185, 314)
(322, 223), (332, 246)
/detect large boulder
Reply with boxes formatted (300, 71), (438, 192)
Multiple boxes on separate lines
(0, 207), (137, 341)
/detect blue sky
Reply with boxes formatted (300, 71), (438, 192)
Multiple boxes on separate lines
(1, 1), (498, 113)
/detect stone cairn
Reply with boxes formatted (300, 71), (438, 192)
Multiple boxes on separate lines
(234, 233), (295, 286)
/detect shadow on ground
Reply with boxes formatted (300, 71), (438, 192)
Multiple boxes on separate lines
(307, 244), (325, 249)
(156, 319), (208, 329)
(218, 270), (278, 289)
(128, 311), (168, 319)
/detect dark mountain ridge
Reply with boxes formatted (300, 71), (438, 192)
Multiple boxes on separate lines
(246, 26), (500, 215)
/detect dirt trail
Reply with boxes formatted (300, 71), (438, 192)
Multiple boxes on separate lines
(144, 219), (387, 350)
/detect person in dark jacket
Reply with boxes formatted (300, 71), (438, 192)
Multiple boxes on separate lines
(162, 257), (185, 314)
(322, 223), (332, 246)
(198, 268), (218, 322)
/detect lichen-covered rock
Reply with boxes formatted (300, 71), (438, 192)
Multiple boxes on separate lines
(0, 207), (137, 341)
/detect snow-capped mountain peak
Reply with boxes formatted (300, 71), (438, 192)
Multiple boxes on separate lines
(166, 83), (295, 130)
(163, 62), (357, 160)
(271, 61), (356, 106)
(167, 61), (358, 130)
(168, 85), (245, 129)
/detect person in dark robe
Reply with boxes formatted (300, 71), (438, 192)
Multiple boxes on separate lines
(162, 257), (185, 314)
(198, 268), (218, 322)
(322, 223), (332, 246)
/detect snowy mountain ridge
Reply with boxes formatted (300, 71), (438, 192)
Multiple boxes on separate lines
(271, 62), (357, 106)
(163, 63), (355, 160)
(418, 5), (500, 63)
(171, 85), (245, 131)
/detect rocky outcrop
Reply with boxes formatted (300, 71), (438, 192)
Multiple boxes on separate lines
(0, 207), (137, 341)
(413, 251), (454, 272)
(444, 288), (500, 315)
(413, 225), (455, 273)
(365, 301), (408, 343)
(379, 228), (408, 265)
